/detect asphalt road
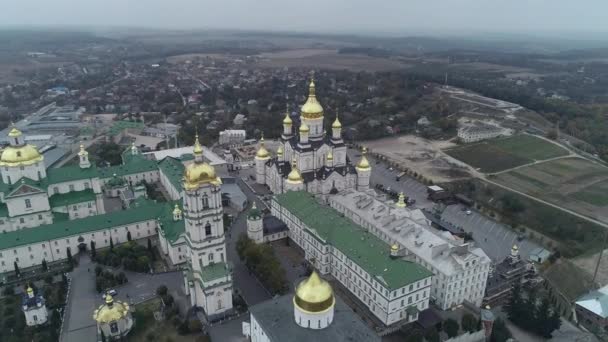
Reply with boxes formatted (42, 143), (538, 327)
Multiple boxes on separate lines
(346, 148), (434, 209)
(440, 204), (540, 262)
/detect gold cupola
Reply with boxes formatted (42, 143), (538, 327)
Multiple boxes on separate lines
(0, 126), (43, 167)
(287, 158), (303, 184)
(300, 75), (324, 119)
(283, 104), (293, 126)
(332, 113), (342, 129)
(78, 144), (88, 156)
(355, 147), (371, 171)
(255, 135), (271, 160)
(299, 122), (310, 133)
(93, 294), (131, 324)
(276, 145), (284, 158)
(326, 151), (333, 161)
(183, 135), (221, 190)
(294, 271), (335, 313)
(173, 204), (182, 216)
(8, 126), (22, 138)
(396, 192), (407, 208)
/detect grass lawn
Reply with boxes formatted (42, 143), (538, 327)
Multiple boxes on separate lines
(572, 185), (608, 206)
(445, 143), (532, 173)
(445, 134), (569, 173)
(490, 134), (568, 160)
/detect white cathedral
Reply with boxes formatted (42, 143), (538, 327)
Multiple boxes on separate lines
(255, 78), (371, 195)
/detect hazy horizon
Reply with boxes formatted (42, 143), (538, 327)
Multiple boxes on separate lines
(1, 0), (607, 37)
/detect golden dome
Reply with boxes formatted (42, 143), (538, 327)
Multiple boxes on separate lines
(287, 159), (303, 184)
(8, 127), (22, 138)
(93, 295), (131, 324)
(255, 136), (271, 160)
(300, 78), (324, 119)
(173, 204), (182, 216)
(294, 271), (335, 313)
(26, 286), (34, 295)
(78, 144), (88, 156)
(332, 115), (342, 129)
(0, 144), (43, 167)
(391, 244), (399, 251)
(299, 122), (310, 133)
(276, 145), (284, 157)
(193, 134), (203, 155)
(283, 108), (293, 126)
(355, 147), (371, 171)
(184, 162), (221, 189)
(326, 151), (333, 161)
(396, 192), (406, 208)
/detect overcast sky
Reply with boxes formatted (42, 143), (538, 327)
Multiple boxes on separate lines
(1, 0), (606, 35)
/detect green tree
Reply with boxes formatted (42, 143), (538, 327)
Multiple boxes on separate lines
(66, 248), (73, 265)
(490, 318), (512, 342)
(41, 259), (48, 272)
(424, 327), (440, 342)
(535, 297), (552, 337)
(127, 231), (132, 241)
(156, 285), (168, 297)
(14, 261), (20, 277)
(405, 331), (423, 342)
(505, 282), (524, 322)
(444, 318), (459, 338)
(91, 241), (96, 259)
(109, 237), (114, 250)
(461, 313), (478, 333)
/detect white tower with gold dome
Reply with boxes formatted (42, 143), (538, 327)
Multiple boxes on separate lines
(293, 271), (335, 329)
(22, 285), (48, 326)
(182, 133), (233, 319)
(300, 75), (325, 141)
(255, 135), (271, 185)
(0, 126), (46, 184)
(93, 294), (133, 340)
(246, 202), (264, 244)
(355, 147), (371, 191)
(78, 143), (91, 169)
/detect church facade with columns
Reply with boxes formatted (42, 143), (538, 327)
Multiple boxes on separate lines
(255, 78), (371, 196)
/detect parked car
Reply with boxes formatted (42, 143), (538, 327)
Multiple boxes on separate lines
(102, 289), (118, 299)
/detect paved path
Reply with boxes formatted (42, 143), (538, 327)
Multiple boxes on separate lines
(61, 256), (97, 342)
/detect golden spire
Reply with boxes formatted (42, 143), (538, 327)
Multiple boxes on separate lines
(332, 109), (342, 129)
(26, 285), (34, 295)
(287, 158), (303, 184)
(326, 150), (333, 161)
(391, 244), (399, 251)
(300, 71), (324, 119)
(396, 192), (407, 208)
(283, 103), (293, 126)
(193, 133), (203, 155)
(356, 147), (371, 171)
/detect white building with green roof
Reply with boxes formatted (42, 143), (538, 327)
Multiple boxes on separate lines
(272, 191), (433, 326)
(0, 129), (233, 321)
(328, 190), (491, 310)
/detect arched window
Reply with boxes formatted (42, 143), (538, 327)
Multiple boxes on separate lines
(202, 194), (209, 209)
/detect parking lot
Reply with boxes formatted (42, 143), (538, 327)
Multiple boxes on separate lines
(440, 204), (540, 262)
(347, 148), (434, 209)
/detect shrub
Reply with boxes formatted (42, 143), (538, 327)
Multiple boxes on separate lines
(188, 319), (202, 333)
(156, 285), (168, 296)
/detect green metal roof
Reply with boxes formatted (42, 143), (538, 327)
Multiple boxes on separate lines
(0, 200), (164, 250)
(97, 159), (158, 179)
(47, 165), (99, 184)
(198, 262), (230, 282)
(6, 177), (48, 197)
(49, 189), (96, 207)
(158, 201), (185, 243)
(157, 157), (184, 192)
(275, 191), (433, 290)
